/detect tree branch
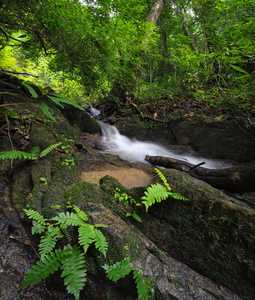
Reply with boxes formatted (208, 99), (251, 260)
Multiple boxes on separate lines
(0, 68), (39, 78)
(0, 26), (10, 50)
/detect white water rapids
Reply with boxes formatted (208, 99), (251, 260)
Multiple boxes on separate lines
(88, 106), (228, 169)
(98, 122), (229, 169)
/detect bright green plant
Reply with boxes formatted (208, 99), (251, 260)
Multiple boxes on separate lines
(0, 142), (62, 161)
(114, 188), (142, 222)
(142, 168), (188, 212)
(103, 257), (153, 300)
(21, 205), (152, 300)
(21, 80), (84, 123)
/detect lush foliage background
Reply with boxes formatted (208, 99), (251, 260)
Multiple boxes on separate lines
(0, 0), (254, 110)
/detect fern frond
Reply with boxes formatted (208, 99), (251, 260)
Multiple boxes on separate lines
(39, 227), (63, 258)
(169, 193), (189, 201)
(61, 245), (87, 299)
(39, 142), (62, 158)
(103, 257), (134, 282)
(20, 249), (64, 288)
(141, 183), (170, 212)
(155, 168), (171, 191)
(0, 150), (37, 160)
(133, 269), (153, 300)
(94, 229), (108, 258)
(72, 205), (88, 222)
(24, 209), (46, 226)
(60, 223), (72, 243)
(78, 224), (95, 253)
(32, 221), (46, 234)
(51, 212), (84, 226)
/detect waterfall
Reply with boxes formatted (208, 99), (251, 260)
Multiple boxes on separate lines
(89, 107), (229, 169)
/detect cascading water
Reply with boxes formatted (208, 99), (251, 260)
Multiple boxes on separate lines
(90, 107), (229, 169)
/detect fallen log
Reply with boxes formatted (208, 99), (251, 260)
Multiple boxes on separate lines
(145, 155), (255, 193)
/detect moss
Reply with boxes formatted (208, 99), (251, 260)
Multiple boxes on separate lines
(41, 161), (80, 218)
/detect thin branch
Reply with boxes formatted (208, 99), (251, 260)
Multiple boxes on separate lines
(0, 68), (39, 78)
(0, 26), (10, 50)
(5, 114), (14, 168)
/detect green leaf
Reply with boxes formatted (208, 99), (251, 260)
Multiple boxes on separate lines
(39, 227), (63, 258)
(61, 245), (87, 299)
(37, 100), (56, 123)
(94, 229), (108, 257)
(22, 81), (38, 98)
(103, 257), (134, 282)
(133, 269), (152, 300)
(47, 94), (84, 111)
(78, 224), (95, 253)
(51, 211), (84, 226)
(230, 64), (249, 75)
(20, 249), (64, 288)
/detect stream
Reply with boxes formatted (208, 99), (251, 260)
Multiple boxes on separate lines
(89, 106), (229, 169)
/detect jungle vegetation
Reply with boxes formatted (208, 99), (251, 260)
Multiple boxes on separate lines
(0, 0), (254, 111)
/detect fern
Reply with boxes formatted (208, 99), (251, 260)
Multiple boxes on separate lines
(72, 205), (88, 222)
(94, 228), (108, 258)
(78, 224), (95, 253)
(133, 269), (153, 300)
(24, 209), (46, 225)
(155, 167), (171, 191)
(104, 258), (153, 299)
(61, 245), (87, 300)
(0, 142), (61, 162)
(39, 142), (62, 158)
(103, 257), (134, 282)
(51, 211), (84, 226)
(142, 183), (170, 212)
(39, 227), (63, 258)
(60, 223), (72, 243)
(141, 168), (188, 212)
(20, 249), (64, 288)
(22, 206), (152, 299)
(0, 149), (38, 160)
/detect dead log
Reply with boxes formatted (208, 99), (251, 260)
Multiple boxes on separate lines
(145, 155), (255, 192)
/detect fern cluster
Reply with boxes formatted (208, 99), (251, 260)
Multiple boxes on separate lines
(22, 205), (152, 300)
(0, 142), (62, 162)
(141, 168), (189, 212)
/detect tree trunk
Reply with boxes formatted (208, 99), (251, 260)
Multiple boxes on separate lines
(145, 155), (255, 193)
(111, 0), (165, 101)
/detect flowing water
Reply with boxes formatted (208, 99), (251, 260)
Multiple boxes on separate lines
(90, 107), (229, 169)
(99, 122), (230, 169)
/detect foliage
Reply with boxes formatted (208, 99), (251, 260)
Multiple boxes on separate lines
(103, 257), (153, 300)
(114, 188), (142, 222)
(20, 80), (84, 123)
(21, 205), (153, 299)
(0, 142), (62, 161)
(142, 168), (188, 212)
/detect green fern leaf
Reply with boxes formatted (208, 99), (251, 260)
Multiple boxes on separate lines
(103, 257), (134, 282)
(61, 245), (87, 299)
(78, 224), (95, 253)
(94, 229), (108, 258)
(0, 150), (37, 160)
(20, 249), (64, 288)
(51, 212), (84, 226)
(24, 209), (46, 226)
(141, 183), (170, 212)
(32, 221), (46, 234)
(169, 193), (189, 201)
(155, 168), (171, 191)
(60, 223), (72, 243)
(39, 142), (62, 158)
(39, 227), (63, 258)
(72, 205), (88, 222)
(133, 269), (152, 300)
